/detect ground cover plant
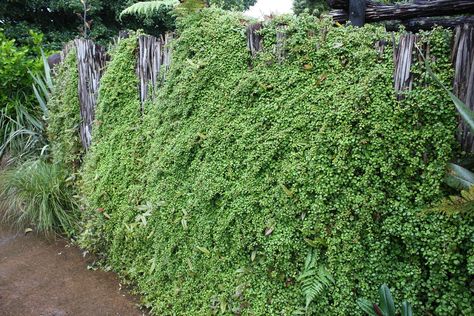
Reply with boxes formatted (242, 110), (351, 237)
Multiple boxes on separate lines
(69, 9), (474, 316)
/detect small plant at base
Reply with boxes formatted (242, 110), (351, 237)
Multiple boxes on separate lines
(294, 251), (335, 315)
(357, 284), (413, 316)
(0, 160), (78, 235)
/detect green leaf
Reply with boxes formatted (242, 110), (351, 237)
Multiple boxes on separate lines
(357, 298), (379, 316)
(424, 56), (474, 134)
(401, 301), (413, 316)
(378, 284), (395, 316)
(119, 0), (179, 20)
(445, 163), (474, 190)
(196, 246), (210, 256)
(32, 83), (48, 115)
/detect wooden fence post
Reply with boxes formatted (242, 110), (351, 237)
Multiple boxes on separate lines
(74, 39), (107, 150)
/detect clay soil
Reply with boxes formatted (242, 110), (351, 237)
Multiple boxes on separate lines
(0, 226), (145, 316)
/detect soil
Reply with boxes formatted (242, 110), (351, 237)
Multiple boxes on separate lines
(0, 226), (145, 316)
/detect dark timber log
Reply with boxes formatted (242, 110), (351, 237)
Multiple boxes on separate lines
(349, 0), (366, 27)
(385, 16), (474, 32)
(329, 0), (474, 24)
(328, 0), (378, 10)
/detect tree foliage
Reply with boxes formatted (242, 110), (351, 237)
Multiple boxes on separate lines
(0, 0), (256, 49)
(293, 0), (329, 15)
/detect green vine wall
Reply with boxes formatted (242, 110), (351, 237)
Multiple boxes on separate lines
(76, 9), (474, 315)
(47, 49), (82, 174)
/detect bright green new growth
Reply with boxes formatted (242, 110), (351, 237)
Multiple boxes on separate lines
(79, 9), (474, 315)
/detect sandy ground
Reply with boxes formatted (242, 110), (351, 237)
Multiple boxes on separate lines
(0, 226), (145, 316)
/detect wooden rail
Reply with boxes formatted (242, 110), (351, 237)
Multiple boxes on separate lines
(329, 0), (474, 24)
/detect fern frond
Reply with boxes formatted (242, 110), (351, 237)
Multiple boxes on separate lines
(428, 185), (474, 217)
(174, 0), (206, 16)
(296, 251), (335, 312)
(119, 0), (179, 20)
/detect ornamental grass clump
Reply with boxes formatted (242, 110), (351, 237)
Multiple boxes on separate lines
(0, 160), (78, 235)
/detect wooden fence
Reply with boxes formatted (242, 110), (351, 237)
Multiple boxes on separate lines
(61, 34), (172, 149)
(453, 25), (474, 152)
(61, 3), (474, 151)
(74, 39), (107, 150)
(136, 33), (173, 111)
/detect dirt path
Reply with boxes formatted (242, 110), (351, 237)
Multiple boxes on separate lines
(0, 226), (145, 316)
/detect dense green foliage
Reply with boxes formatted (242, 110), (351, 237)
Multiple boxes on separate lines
(0, 30), (48, 161)
(0, 30), (41, 109)
(0, 45), (80, 236)
(210, 0), (256, 10)
(77, 9), (474, 316)
(293, 0), (411, 16)
(0, 159), (78, 234)
(47, 49), (83, 176)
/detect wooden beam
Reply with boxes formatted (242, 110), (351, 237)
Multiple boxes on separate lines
(384, 16), (474, 32)
(329, 0), (474, 24)
(328, 0), (377, 10)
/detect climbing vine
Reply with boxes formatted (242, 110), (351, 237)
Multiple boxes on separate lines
(77, 9), (474, 315)
(47, 49), (82, 175)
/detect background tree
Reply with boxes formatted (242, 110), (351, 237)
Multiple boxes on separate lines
(0, 0), (256, 50)
(293, 0), (329, 15)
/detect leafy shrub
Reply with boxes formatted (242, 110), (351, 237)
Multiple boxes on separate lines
(0, 29), (48, 162)
(0, 159), (78, 235)
(0, 29), (42, 110)
(79, 9), (474, 315)
(0, 101), (48, 162)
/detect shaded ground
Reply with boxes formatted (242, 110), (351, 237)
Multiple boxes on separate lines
(0, 226), (145, 316)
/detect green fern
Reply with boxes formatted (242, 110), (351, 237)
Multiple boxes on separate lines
(119, 0), (179, 20)
(428, 185), (474, 217)
(174, 0), (206, 16)
(295, 251), (335, 314)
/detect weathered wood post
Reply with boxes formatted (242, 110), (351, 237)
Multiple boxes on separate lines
(74, 39), (107, 150)
(136, 33), (173, 110)
(452, 24), (474, 152)
(349, 0), (366, 27)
